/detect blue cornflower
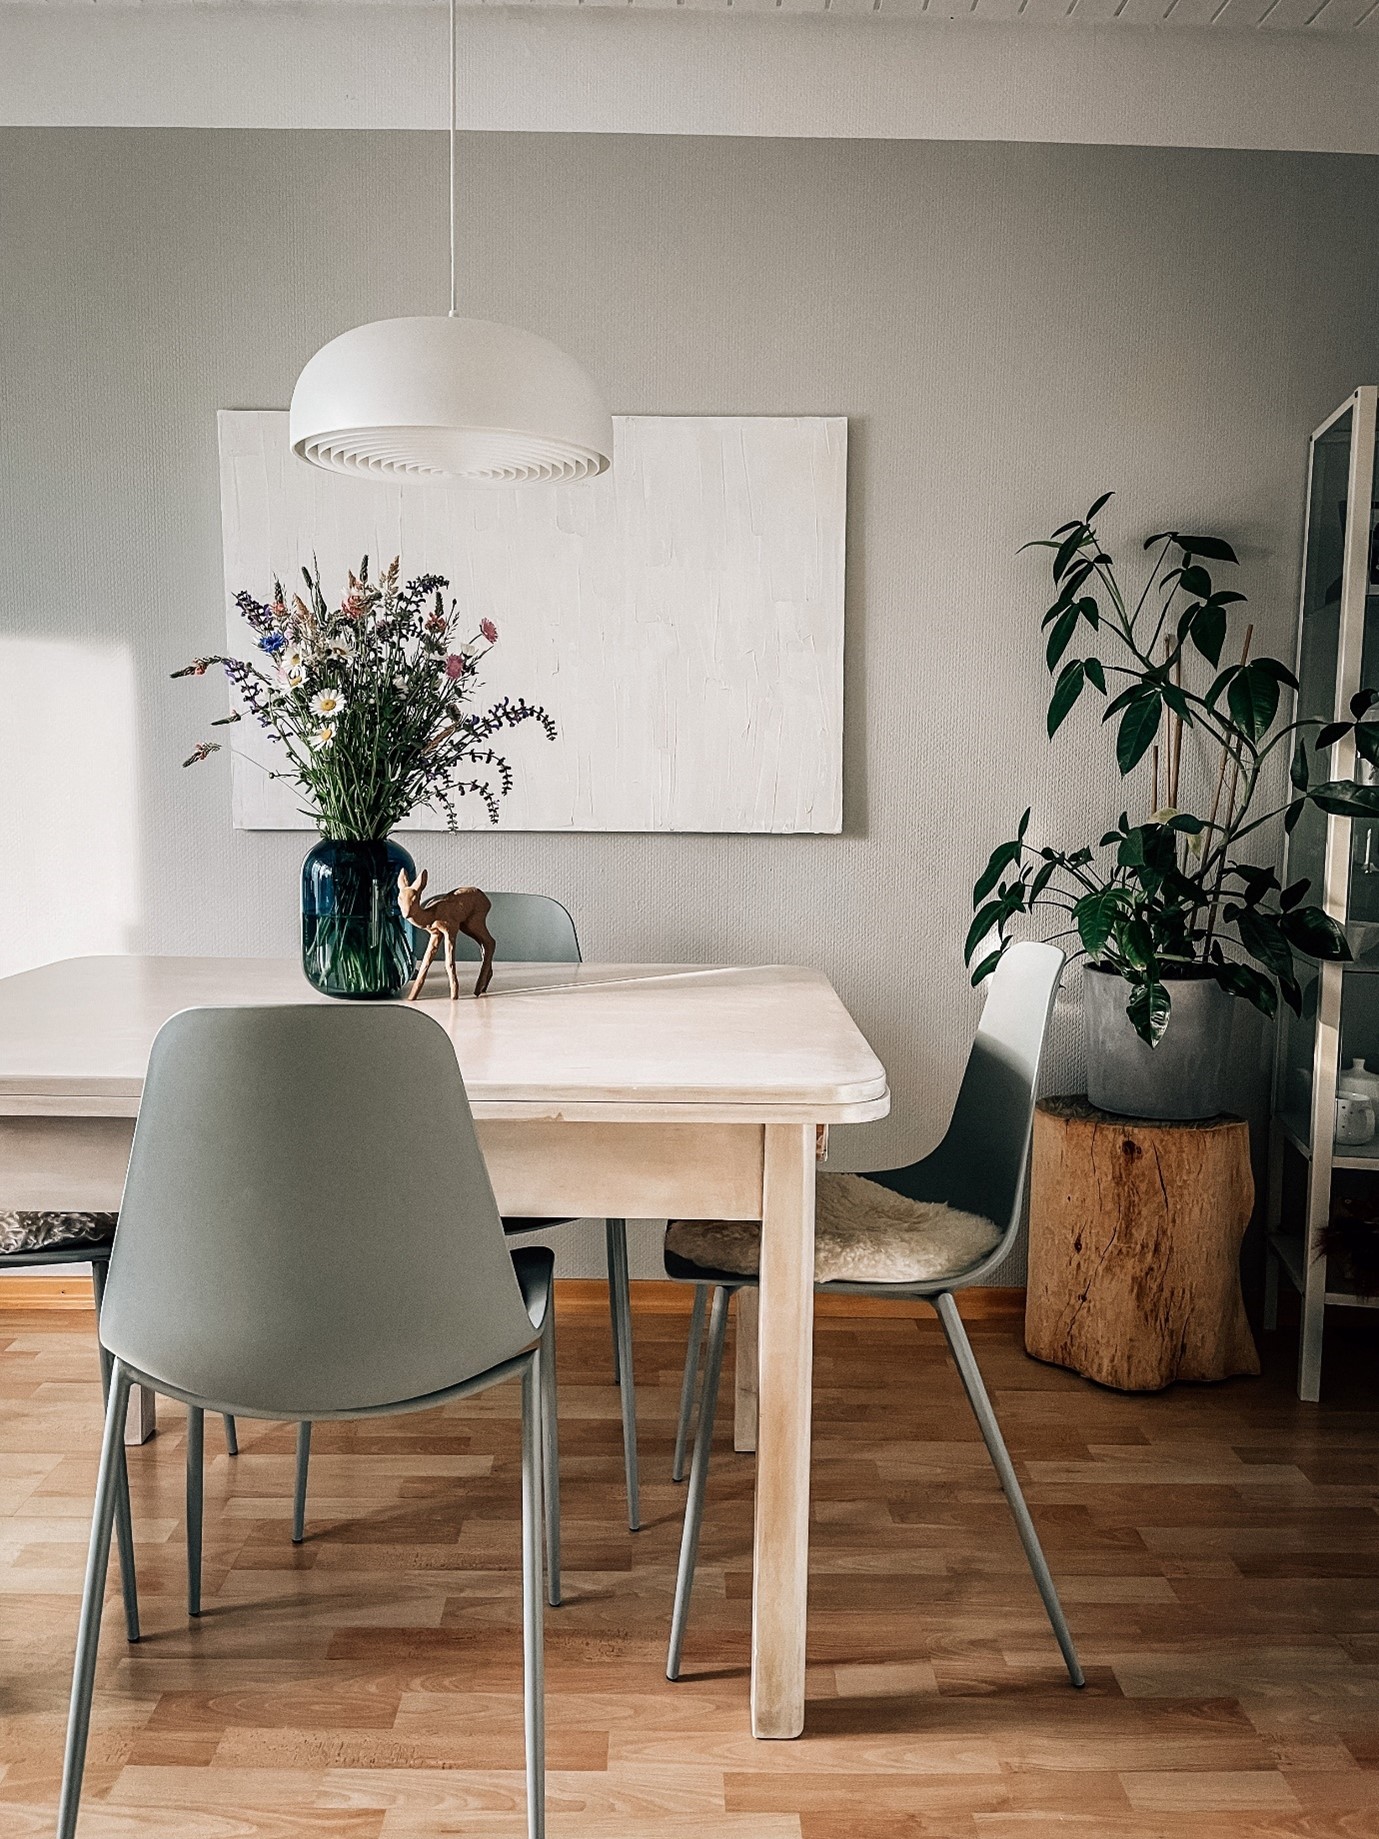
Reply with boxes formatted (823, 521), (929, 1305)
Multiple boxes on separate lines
(259, 631), (286, 655)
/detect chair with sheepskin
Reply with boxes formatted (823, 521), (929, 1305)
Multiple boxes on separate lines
(660, 939), (1084, 1690)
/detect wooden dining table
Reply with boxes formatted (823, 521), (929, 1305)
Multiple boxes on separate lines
(0, 954), (887, 1739)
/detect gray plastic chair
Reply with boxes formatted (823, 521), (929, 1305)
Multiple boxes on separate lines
(283, 891), (641, 1543)
(662, 941), (1084, 1691)
(57, 1003), (555, 1839)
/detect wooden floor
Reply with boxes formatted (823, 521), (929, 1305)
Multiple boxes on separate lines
(4, 1291), (1379, 1838)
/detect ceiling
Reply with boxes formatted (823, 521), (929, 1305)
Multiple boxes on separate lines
(12, 0), (1379, 25)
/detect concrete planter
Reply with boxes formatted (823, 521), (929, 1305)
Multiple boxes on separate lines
(1082, 966), (1234, 1121)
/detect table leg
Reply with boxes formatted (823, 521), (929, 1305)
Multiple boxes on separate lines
(750, 1122), (815, 1740)
(734, 1290), (759, 1454)
(124, 1385), (156, 1446)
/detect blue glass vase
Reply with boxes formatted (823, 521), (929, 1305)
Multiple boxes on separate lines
(301, 837), (421, 1001)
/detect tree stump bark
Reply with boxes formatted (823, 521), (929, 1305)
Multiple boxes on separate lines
(1025, 1096), (1259, 1391)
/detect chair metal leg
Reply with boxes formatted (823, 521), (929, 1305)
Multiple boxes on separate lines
(223, 1414), (239, 1456)
(933, 1291), (1085, 1688)
(672, 1284), (708, 1484)
(521, 1355), (546, 1839)
(89, 1262), (139, 1644)
(667, 1284), (730, 1682)
(186, 1405), (204, 1617)
(605, 1218), (640, 1531)
(57, 1362), (132, 1839)
(539, 1305), (562, 1608)
(293, 1421), (312, 1544)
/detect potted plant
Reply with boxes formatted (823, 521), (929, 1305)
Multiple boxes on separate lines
(176, 557), (555, 1000)
(968, 494), (1379, 1119)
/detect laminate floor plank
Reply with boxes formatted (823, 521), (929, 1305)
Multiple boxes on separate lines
(5, 1300), (1379, 1835)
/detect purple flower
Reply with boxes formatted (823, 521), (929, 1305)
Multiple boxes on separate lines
(445, 653), (468, 680)
(479, 618), (498, 644)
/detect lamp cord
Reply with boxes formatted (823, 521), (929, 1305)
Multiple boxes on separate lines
(448, 0), (457, 318)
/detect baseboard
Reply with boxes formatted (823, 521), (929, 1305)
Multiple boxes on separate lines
(0, 1271), (1026, 1318)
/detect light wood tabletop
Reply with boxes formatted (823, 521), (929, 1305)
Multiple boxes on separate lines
(0, 953), (889, 1741)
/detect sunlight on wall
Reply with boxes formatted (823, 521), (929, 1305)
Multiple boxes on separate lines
(0, 637), (141, 979)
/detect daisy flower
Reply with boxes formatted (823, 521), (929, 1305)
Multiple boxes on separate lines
(310, 723), (335, 748)
(310, 687), (346, 720)
(324, 630), (355, 660)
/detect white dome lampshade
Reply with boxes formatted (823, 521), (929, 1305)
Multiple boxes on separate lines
(290, 315), (613, 485)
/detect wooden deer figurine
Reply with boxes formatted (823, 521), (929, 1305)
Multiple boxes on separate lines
(397, 869), (497, 1001)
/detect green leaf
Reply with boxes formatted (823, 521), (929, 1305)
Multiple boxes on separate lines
(1084, 491), (1113, 523)
(1176, 534), (1239, 564)
(1280, 878), (1309, 911)
(1047, 660), (1087, 737)
(1355, 725), (1379, 771)
(1227, 663), (1280, 743)
(1116, 915), (1156, 973)
(1213, 960), (1277, 1017)
(1255, 658), (1300, 690)
(1045, 604), (1081, 670)
(965, 900), (1007, 965)
(1179, 564), (1213, 599)
(1116, 694), (1161, 774)
(1284, 797), (1307, 834)
(1352, 688), (1379, 718)
(1279, 904), (1351, 962)
(1233, 906), (1295, 978)
(1316, 721), (1351, 751)
(1190, 602), (1227, 667)
(1309, 780), (1379, 818)
(1126, 977), (1171, 1047)
(1028, 859), (1057, 904)
(973, 838), (1022, 904)
(1017, 806), (1032, 841)
(1144, 530), (1179, 551)
(1052, 527), (1087, 583)
(1206, 666), (1238, 709)
(1166, 813), (1205, 833)
(1074, 887), (1122, 957)
(970, 948), (1003, 989)
(1084, 656), (1106, 695)
(1290, 735), (1310, 793)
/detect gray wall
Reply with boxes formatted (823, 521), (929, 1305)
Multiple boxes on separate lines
(3, 130), (1379, 1276)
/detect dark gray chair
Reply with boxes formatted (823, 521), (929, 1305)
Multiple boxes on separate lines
(57, 1003), (555, 1839)
(284, 891), (641, 1544)
(661, 941), (1084, 1691)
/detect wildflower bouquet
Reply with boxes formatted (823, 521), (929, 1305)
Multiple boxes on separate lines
(175, 556), (555, 837)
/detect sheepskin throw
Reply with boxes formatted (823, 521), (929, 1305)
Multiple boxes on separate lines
(666, 1172), (1001, 1285)
(0, 1212), (117, 1256)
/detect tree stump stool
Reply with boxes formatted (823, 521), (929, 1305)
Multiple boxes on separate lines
(1025, 1096), (1259, 1391)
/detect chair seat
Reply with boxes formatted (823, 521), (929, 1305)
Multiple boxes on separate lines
(665, 1172), (1000, 1286)
(0, 1211), (117, 1258)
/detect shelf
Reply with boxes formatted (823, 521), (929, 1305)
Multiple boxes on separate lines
(1268, 1228), (1379, 1310)
(1279, 1109), (1379, 1170)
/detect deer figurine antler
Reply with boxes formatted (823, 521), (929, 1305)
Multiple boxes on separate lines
(397, 869), (497, 1001)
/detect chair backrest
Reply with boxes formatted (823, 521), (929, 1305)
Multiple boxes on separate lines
(880, 941), (1065, 1249)
(449, 892), (581, 965)
(97, 1004), (539, 1419)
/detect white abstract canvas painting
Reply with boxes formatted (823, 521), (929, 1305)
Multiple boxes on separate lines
(217, 411), (846, 833)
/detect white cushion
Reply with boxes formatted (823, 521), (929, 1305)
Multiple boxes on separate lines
(666, 1172), (1001, 1285)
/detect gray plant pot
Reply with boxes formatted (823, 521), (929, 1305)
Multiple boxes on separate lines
(1082, 966), (1235, 1121)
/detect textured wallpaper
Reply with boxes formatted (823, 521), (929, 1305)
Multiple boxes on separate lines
(3, 130), (1379, 1279)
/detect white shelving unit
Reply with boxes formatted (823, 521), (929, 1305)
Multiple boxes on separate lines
(1267, 386), (1379, 1398)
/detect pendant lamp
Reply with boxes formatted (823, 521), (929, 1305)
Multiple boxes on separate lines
(289, 0), (612, 485)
